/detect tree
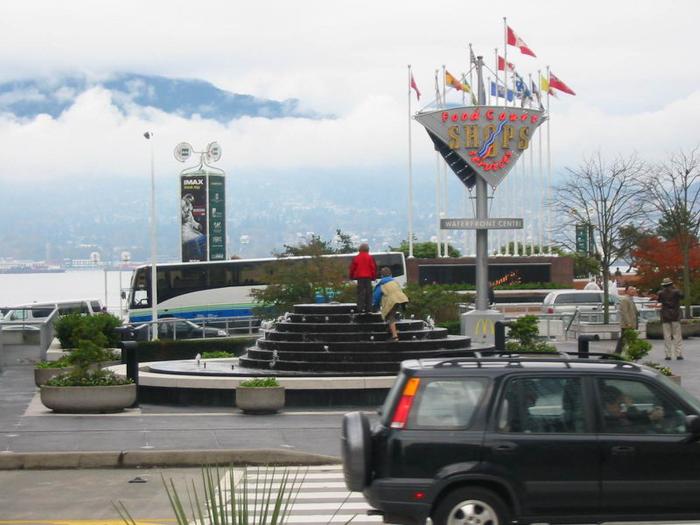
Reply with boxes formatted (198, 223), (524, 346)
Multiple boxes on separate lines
(552, 154), (647, 322)
(642, 148), (700, 317)
(632, 236), (700, 300)
(617, 224), (654, 272)
(392, 240), (461, 258)
(251, 233), (355, 317)
(278, 229), (356, 257)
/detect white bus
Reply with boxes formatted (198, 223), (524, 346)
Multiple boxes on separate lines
(126, 252), (407, 323)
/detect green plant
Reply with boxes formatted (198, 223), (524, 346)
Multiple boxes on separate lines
(642, 361), (674, 377)
(66, 339), (116, 373)
(436, 320), (461, 335)
(115, 466), (307, 525)
(135, 337), (256, 363)
(505, 315), (556, 353)
(239, 377), (280, 388)
(404, 284), (464, 323)
(202, 351), (235, 359)
(54, 313), (122, 349)
(619, 328), (652, 362)
(46, 369), (133, 387)
(35, 356), (72, 369)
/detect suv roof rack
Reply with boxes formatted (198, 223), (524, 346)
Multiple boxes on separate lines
(431, 351), (640, 371)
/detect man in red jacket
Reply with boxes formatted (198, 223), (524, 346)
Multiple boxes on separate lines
(349, 243), (377, 313)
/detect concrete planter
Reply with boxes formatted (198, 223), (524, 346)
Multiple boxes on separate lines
(34, 366), (74, 387)
(40, 384), (137, 413)
(236, 386), (285, 414)
(669, 375), (682, 385)
(647, 321), (700, 340)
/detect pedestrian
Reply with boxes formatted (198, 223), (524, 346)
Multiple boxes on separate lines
(348, 243), (377, 314)
(657, 277), (684, 360)
(373, 266), (409, 341)
(614, 285), (638, 355)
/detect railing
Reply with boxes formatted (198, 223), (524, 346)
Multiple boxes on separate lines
(0, 307), (59, 365)
(129, 315), (261, 341)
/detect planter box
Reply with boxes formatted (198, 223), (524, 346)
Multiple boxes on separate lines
(235, 386), (285, 414)
(40, 383), (137, 413)
(34, 366), (74, 387)
(669, 375), (682, 385)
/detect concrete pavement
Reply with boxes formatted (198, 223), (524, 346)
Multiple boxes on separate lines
(0, 337), (698, 470)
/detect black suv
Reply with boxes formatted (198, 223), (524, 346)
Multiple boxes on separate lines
(341, 353), (700, 525)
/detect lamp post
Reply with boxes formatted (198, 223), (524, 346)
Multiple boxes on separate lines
(144, 131), (158, 340)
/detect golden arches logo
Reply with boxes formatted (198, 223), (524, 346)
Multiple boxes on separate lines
(474, 318), (496, 336)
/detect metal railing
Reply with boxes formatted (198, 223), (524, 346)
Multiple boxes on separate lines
(130, 315), (261, 341)
(0, 306), (59, 365)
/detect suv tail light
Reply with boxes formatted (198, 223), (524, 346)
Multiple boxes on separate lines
(547, 307), (554, 314)
(390, 378), (420, 429)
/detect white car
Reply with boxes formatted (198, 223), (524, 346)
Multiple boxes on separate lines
(541, 290), (620, 315)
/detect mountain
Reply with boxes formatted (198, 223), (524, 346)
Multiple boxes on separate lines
(0, 73), (324, 122)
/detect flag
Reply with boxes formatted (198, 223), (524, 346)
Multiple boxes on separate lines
(497, 55), (515, 72)
(531, 79), (544, 110)
(549, 72), (576, 96)
(514, 72), (531, 99)
(461, 74), (478, 105)
(445, 70), (471, 93)
(490, 81), (515, 102)
(540, 74), (554, 95)
(507, 26), (536, 57)
(410, 73), (421, 100)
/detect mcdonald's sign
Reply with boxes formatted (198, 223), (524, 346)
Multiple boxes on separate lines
(474, 318), (496, 337)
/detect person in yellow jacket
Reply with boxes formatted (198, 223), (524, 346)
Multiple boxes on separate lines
(373, 266), (409, 341)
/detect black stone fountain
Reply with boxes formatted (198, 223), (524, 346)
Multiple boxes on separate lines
(239, 303), (479, 375)
(139, 303), (491, 407)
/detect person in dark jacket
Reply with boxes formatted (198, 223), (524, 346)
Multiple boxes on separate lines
(657, 277), (684, 360)
(349, 243), (377, 313)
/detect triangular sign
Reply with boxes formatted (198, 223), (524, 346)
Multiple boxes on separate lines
(415, 106), (545, 188)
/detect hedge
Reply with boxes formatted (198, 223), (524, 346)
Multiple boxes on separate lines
(133, 336), (258, 362)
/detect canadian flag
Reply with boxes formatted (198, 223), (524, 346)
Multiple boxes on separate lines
(497, 56), (515, 72)
(507, 26), (536, 57)
(410, 73), (421, 100)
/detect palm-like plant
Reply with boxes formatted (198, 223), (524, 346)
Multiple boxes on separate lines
(115, 465), (306, 525)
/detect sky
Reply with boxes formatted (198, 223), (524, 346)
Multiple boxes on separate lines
(0, 0), (699, 183)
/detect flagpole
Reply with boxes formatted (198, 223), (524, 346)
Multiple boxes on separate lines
(441, 65), (448, 257)
(407, 65), (415, 259)
(503, 17), (509, 108)
(434, 69), (442, 258)
(546, 65), (552, 253)
(537, 70), (544, 253)
(466, 45), (474, 258)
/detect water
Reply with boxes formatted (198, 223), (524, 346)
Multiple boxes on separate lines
(0, 270), (133, 314)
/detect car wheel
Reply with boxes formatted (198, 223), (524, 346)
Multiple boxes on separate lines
(341, 411), (371, 491)
(432, 487), (508, 525)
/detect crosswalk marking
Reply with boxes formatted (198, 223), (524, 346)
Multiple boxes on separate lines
(230, 465), (383, 525)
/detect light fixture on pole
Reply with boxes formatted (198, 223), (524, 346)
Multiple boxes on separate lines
(144, 131), (158, 340)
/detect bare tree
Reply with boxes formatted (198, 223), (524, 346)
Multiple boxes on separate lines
(642, 147), (700, 317)
(552, 153), (648, 322)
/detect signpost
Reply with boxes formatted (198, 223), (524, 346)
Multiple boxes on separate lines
(175, 142), (226, 262)
(414, 56), (545, 344)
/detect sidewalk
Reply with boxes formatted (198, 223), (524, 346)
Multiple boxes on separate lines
(0, 337), (698, 469)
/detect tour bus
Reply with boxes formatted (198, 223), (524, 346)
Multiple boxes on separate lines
(126, 252), (407, 323)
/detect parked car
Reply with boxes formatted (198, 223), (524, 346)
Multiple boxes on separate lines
(156, 319), (227, 340)
(541, 289), (619, 314)
(342, 353), (700, 525)
(2, 299), (104, 322)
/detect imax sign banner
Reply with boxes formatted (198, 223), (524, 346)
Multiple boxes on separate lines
(415, 106), (545, 188)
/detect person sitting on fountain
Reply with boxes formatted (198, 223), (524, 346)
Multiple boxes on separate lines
(373, 266), (409, 342)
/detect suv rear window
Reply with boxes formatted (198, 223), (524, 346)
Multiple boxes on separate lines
(407, 378), (487, 429)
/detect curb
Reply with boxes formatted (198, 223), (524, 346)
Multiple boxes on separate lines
(0, 448), (341, 470)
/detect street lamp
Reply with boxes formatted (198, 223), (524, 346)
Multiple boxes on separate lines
(144, 131), (158, 340)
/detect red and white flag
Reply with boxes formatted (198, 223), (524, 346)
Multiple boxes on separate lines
(497, 55), (515, 72)
(549, 72), (576, 96)
(410, 73), (421, 100)
(507, 26), (536, 57)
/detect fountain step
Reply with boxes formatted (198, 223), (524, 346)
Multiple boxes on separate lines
(263, 328), (449, 342)
(276, 320), (425, 333)
(245, 347), (474, 363)
(285, 313), (383, 323)
(239, 351), (477, 373)
(255, 337), (471, 353)
(292, 303), (359, 314)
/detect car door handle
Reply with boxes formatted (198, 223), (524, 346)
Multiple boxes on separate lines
(611, 445), (635, 456)
(492, 443), (518, 454)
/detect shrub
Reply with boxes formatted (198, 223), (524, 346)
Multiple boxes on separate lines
(54, 313), (122, 349)
(202, 351), (235, 359)
(642, 361), (674, 377)
(239, 377), (280, 388)
(135, 337), (256, 363)
(35, 356), (72, 369)
(404, 284), (464, 323)
(505, 315), (556, 353)
(46, 369), (133, 387)
(620, 328), (652, 362)
(66, 340), (116, 373)
(436, 320), (461, 335)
